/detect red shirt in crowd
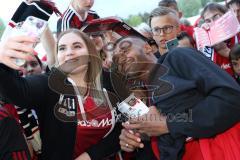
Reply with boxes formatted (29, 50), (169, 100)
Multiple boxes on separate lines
(180, 24), (194, 38)
(73, 96), (114, 158)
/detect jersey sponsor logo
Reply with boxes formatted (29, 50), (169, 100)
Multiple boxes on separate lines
(221, 63), (231, 70)
(77, 118), (113, 127)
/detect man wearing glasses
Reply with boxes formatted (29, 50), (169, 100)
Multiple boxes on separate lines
(149, 7), (181, 56)
(158, 0), (194, 38)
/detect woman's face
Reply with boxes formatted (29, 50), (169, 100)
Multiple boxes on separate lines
(203, 9), (224, 24)
(22, 56), (42, 76)
(57, 32), (89, 74)
(57, 32), (89, 65)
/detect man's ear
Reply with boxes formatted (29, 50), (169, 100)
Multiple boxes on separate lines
(143, 43), (153, 55)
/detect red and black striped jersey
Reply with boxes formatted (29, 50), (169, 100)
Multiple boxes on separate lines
(57, 5), (99, 34)
(0, 107), (31, 160)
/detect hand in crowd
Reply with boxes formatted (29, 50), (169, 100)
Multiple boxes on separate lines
(0, 35), (37, 70)
(201, 23), (211, 31)
(119, 128), (144, 152)
(75, 152), (91, 160)
(123, 106), (169, 137)
(90, 35), (104, 52)
(200, 22), (230, 58)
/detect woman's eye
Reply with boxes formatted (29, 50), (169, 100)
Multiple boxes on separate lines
(58, 47), (65, 51)
(74, 45), (81, 49)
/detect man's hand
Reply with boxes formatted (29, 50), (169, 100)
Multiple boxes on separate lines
(123, 106), (169, 137)
(119, 128), (144, 152)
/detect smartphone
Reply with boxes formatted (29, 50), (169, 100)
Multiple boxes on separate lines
(11, 16), (47, 66)
(166, 38), (179, 51)
(118, 94), (150, 141)
(117, 94), (149, 119)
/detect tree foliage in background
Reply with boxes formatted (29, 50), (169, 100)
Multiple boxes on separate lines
(200, 0), (225, 7)
(124, 0), (225, 26)
(139, 12), (150, 24)
(178, 0), (224, 17)
(124, 15), (142, 27)
(178, 0), (202, 17)
(201, 0), (209, 7)
(0, 18), (5, 39)
(213, 0), (224, 2)
(124, 12), (150, 27)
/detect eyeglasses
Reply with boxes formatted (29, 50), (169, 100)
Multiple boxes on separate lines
(152, 25), (176, 35)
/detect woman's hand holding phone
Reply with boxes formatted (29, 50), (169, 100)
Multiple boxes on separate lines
(0, 35), (37, 70)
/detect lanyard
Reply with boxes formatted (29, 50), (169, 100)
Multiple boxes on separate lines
(67, 78), (87, 121)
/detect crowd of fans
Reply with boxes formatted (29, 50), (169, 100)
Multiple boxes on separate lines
(0, 0), (240, 160)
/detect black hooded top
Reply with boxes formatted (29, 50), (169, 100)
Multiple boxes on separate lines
(150, 47), (240, 160)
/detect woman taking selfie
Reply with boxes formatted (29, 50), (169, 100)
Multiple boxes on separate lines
(0, 29), (120, 160)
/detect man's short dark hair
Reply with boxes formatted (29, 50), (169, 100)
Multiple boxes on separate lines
(148, 6), (178, 27)
(226, 0), (240, 8)
(158, 0), (179, 11)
